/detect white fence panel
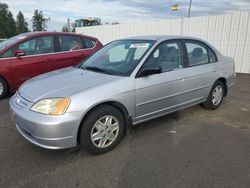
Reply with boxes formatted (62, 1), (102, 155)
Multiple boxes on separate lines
(76, 11), (250, 73)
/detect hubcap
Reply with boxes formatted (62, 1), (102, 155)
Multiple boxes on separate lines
(0, 82), (3, 96)
(91, 115), (119, 148)
(212, 85), (223, 106)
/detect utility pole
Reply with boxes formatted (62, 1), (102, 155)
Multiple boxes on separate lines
(67, 18), (71, 32)
(188, 0), (192, 18)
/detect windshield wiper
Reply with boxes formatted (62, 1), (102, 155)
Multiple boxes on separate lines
(73, 64), (81, 68)
(82, 66), (113, 75)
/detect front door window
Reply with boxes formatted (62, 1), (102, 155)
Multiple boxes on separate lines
(17, 36), (54, 56)
(142, 41), (182, 72)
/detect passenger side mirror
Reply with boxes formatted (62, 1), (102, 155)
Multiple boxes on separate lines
(14, 49), (25, 57)
(138, 66), (162, 77)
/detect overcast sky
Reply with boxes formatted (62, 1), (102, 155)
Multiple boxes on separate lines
(2, 0), (250, 31)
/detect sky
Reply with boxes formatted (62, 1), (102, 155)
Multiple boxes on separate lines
(2, 0), (250, 31)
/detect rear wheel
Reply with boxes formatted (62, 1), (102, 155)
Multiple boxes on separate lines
(202, 80), (225, 110)
(79, 105), (125, 154)
(0, 77), (8, 99)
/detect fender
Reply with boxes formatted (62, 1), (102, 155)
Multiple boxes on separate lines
(0, 59), (16, 92)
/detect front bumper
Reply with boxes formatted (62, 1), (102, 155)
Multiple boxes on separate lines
(9, 94), (83, 150)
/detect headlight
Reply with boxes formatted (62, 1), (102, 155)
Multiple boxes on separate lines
(31, 98), (70, 115)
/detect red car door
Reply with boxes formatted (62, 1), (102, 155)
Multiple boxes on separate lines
(10, 35), (60, 88)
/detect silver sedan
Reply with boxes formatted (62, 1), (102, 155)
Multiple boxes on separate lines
(9, 35), (235, 154)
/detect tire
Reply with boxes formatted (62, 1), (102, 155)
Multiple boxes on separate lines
(202, 80), (225, 110)
(79, 104), (125, 154)
(0, 77), (8, 99)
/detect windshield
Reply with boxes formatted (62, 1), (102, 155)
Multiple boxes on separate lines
(0, 33), (28, 50)
(81, 39), (155, 76)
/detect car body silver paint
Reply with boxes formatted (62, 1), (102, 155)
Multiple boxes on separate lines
(9, 35), (235, 149)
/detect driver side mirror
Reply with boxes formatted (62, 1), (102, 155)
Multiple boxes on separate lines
(14, 49), (25, 57)
(138, 66), (162, 77)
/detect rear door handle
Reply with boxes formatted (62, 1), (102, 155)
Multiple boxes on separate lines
(45, 58), (53, 62)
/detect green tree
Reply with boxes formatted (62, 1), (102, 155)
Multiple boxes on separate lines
(0, 3), (16, 38)
(16, 11), (29, 34)
(62, 25), (69, 32)
(32, 10), (50, 31)
(7, 11), (16, 36)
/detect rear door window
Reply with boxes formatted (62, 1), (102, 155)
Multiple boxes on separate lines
(185, 41), (209, 66)
(59, 35), (83, 51)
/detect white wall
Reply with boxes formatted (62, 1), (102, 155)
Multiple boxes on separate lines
(76, 11), (250, 73)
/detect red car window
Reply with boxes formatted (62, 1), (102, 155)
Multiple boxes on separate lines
(17, 36), (54, 55)
(59, 35), (83, 51)
(82, 38), (96, 49)
(0, 48), (13, 58)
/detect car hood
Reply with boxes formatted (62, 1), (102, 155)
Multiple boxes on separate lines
(18, 67), (122, 102)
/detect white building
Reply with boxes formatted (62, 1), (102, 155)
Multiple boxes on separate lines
(76, 11), (250, 74)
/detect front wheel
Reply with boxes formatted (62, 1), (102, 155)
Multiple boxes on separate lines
(202, 80), (225, 110)
(79, 105), (125, 154)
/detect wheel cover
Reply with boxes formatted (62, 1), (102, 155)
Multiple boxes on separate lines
(212, 85), (223, 106)
(91, 115), (119, 148)
(0, 82), (3, 96)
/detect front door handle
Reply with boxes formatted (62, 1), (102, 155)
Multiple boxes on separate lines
(78, 54), (85, 58)
(178, 77), (185, 81)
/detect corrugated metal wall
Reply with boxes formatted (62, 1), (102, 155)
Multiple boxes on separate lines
(76, 11), (250, 73)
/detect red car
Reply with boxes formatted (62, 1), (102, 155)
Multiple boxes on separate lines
(0, 32), (103, 99)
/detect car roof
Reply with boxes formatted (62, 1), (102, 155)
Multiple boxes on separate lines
(124, 35), (222, 58)
(20, 31), (98, 40)
(121, 35), (204, 41)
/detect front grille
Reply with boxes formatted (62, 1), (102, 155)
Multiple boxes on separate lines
(14, 92), (31, 109)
